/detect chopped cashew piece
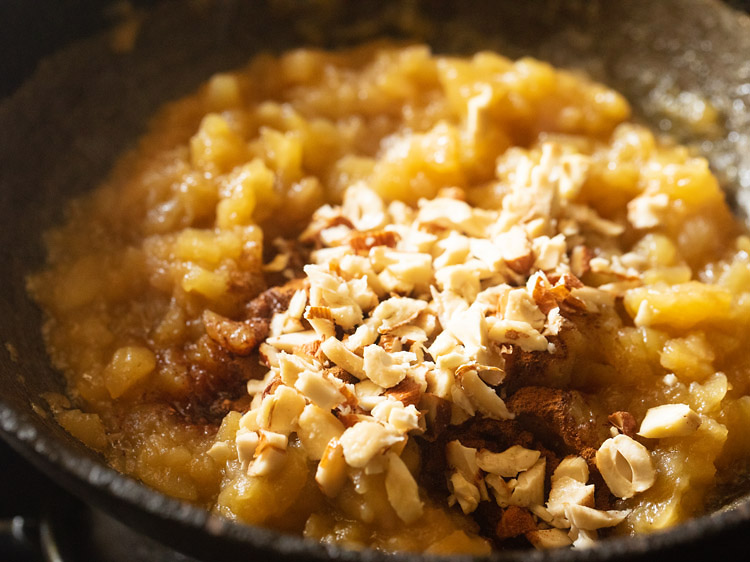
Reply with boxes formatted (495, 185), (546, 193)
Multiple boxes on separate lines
(476, 446), (540, 477)
(485, 473), (513, 507)
(266, 330), (320, 352)
(295, 370), (344, 410)
(638, 403), (701, 438)
(235, 431), (259, 466)
(363, 345), (413, 388)
(552, 456), (589, 484)
(339, 421), (403, 467)
(458, 369), (514, 420)
(320, 337), (365, 379)
(547, 477), (595, 519)
(569, 527), (598, 549)
(449, 471), (481, 514)
(385, 452), (424, 523)
(526, 528), (573, 550)
(509, 458), (546, 507)
(371, 400), (421, 433)
(249, 430), (288, 476)
(564, 504), (630, 531)
(370, 297), (428, 333)
(316, 438), (348, 497)
(257, 385), (306, 434)
(297, 404), (345, 460)
(596, 434), (656, 499)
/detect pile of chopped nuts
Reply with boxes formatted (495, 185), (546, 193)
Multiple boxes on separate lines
(211, 141), (706, 549)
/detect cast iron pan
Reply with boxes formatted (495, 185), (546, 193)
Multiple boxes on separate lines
(2, 1), (750, 561)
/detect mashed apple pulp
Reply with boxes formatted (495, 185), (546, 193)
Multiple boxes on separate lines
(27, 43), (750, 553)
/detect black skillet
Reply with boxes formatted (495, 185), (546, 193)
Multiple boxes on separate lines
(2, 1), (750, 561)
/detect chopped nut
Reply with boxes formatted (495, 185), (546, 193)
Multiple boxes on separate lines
(354, 380), (386, 410)
(476, 446), (541, 477)
(375, 250), (433, 294)
(277, 351), (320, 386)
(249, 430), (288, 476)
(532, 234), (567, 272)
(369, 296), (428, 334)
(455, 363), (505, 387)
(320, 337), (365, 379)
(596, 434), (655, 499)
(297, 404), (345, 460)
(434, 263), (482, 302)
(446, 440), (480, 480)
(526, 528), (573, 550)
(433, 231), (471, 269)
(304, 306), (336, 340)
(608, 411), (638, 438)
(449, 471), (481, 514)
(371, 400), (421, 433)
(485, 473), (513, 507)
(316, 437), (348, 497)
(564, 504), (629, 531)
(235, 431), (259, 466)
(509, 458), (546, 507)
(457, 368), (514, 420)
(637, 403), (701, 438)
(294, 370), (344, 409)
(385, 452), (424, 523)
(257, 385), (306, 434)
(503, 289), (546, 332)
(348, 229), (400, 253)
(266, 330), (320, 352)
(363, 345), (413, 388)
(487, 317), (548, 353)
(547, 476), (595, 519)
(339, 421), (403, 467)
(552, 456), (589, 485)
(568, 527), (598, 549)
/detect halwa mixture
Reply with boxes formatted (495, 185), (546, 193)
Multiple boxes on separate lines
(27, 44), (750, 553)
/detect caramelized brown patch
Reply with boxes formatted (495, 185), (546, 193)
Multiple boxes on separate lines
(496, 506), (537, 539)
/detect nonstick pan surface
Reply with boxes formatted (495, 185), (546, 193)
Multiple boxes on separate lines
(2, 1), (750, 561)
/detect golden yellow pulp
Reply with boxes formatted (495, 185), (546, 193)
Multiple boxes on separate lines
(27, 43), (750, 553)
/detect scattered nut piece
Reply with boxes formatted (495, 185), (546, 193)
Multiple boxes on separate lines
(564, 504), (630, 531)
(608, 411), (638, 438)
(320, 337), (365, 379)
(526, 528), (573, 550)
(547, 477), (595, 519)
(370, 297), (428, 333)
(257, 385), (306, 434)
(551, 456), (589, 485)
(249, 430), (288, 476)
(339, 421), (403, 467)
(596, 434), (655, 499)
(297, 404), (345, 460)
(385, 452), (424, 523)
(294, 370), (344, 410)
(449, 471), (481, 514)
(363, 345), (413, 388)
(476, 446), (540, 477)
(234, 432), (258, 466)
(509, 458), (546, 507)
(457, 369), (514, 420)
(637, 403), (701, 438)
(316, 438), (348, 497)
